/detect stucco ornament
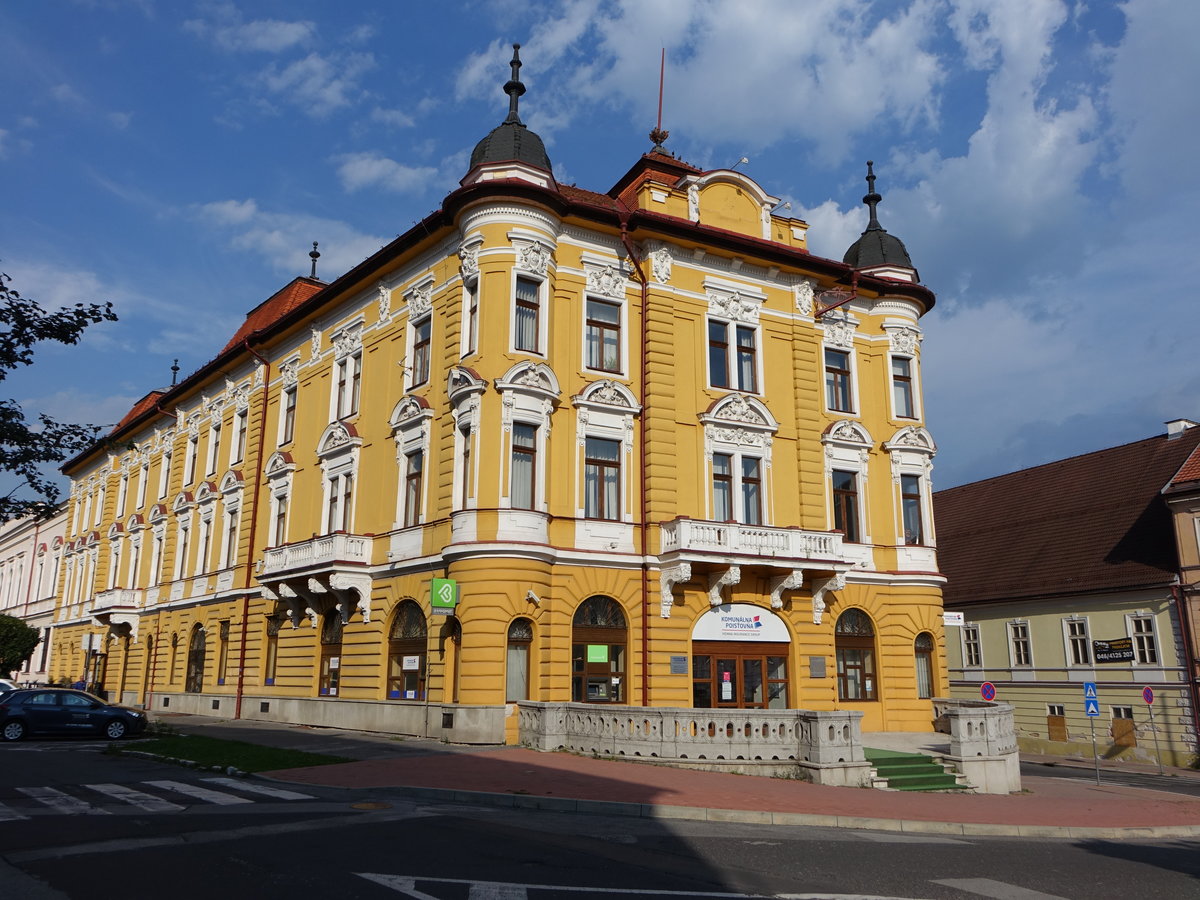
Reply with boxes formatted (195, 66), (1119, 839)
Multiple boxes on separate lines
(659, 562), (691, 618)
(888, 326), (922, 355)
(406, 282), (433, 318)
(311, 327), (322, 356)
(649, 246), (672, 283)
(458, 243), (479, 278)
(708, 566), (741, 606)
(687, 184), (700, 222)
(280, 360), (300, 387)
(770, 570), (804, 610)
(333, 325), (362, 358)
(586, 264), (626, 299)
(810, 572), (846, 625)
(794, 279), (816, 316)
(377, 283), (391, 319)
(823, 318), (856, 349)
(517, 242), (550, 276)
(707, 289), (761, 324)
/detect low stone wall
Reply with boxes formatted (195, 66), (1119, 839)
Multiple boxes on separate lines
(932, 697), (1021, 794)
(145, 691), (507, 744)
(518, 702), (873, 786)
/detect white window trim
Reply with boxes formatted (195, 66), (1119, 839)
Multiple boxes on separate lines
(278, 358), (300, 446)
(822, 420), (872, 543)
(265, 452), (296, 547)
(884, 322), (923, 421)
(1007, 619), (1034, 668)
(106, 539), (121, 590)
(573, 380), (641, 523)
(328, 321), (364, 422)
(1126, 612), (1160, 667)
(496, 362), (560, 512)
(136, 459), (149, 509)
(448, 367), (487, 511)
(316, 422), (362, 534)
(158, 449), (172, 501)
(510, 270), (549, 357)
(116, 472), (128, 519)
(390, 397), (434, 529)
(705, 315), (763, 394)
(460, 272), (480, 359)
(205, 419), (222, 477)
(821, 313), (860, 416)
(961, 623), (983, 670)
(884, 426), (937, 548)
(232, 408), (248, 464)
(218, 472), (244, 569)
(1062, 616), (1092, 667)
(184, 432), (199, 485)
(888, 354), (922, 421)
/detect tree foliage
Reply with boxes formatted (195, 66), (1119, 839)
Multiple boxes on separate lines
(0, 613), (40, 677)
(0, 271), (117, 522)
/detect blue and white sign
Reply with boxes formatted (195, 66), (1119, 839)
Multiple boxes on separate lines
(1085, 698), (1101, 717)
(692, 604), (790, 642)
(1083, 682), (1098, 700)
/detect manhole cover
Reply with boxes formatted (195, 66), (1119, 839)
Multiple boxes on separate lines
(351, 801), (392, 810)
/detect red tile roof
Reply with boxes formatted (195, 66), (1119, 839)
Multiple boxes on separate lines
(1169, 441), (1200, 488)
(111, 390), (165, 435)
(220, 277), (324, 355)
(934, 425), (1200, 606)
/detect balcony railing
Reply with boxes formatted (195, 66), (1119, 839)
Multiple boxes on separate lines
(91, 588), (143, 615)
(259, 532), (372, 578)
(660, 518), (845, 561)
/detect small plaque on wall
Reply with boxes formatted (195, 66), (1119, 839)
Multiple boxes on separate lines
(809, 656), (827, 678)
(669, 655), (688, 675)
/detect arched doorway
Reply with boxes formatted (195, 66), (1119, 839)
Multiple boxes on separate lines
(318, 613), (343, 697)
(835, 608), (877, 701)
(691, 603), (791, 708)
(185, 625), (206, 693)
(387, 600), (427, 700)
(571, 596), (627, 703)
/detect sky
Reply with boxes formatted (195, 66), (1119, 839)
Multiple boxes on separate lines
(1, 0), (1196, 496)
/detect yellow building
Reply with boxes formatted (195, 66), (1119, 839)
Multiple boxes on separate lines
(51, 47), (945, 743)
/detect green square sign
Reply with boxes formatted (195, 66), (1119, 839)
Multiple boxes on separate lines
(431, 578), (458, 613)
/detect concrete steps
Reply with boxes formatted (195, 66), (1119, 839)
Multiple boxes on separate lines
(864, 747), (969, 791)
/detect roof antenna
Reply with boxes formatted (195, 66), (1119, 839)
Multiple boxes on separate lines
(170, 359), (180, 386)
(504, 43), (526, 125)
(863, 161), (883, 232)
(649, 47), (669, 150)
(309, 241), (320, 279)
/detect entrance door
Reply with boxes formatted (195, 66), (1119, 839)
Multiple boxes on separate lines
(692, 642), (789, 709)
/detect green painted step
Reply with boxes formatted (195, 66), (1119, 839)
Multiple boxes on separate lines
(863, 747), (967, 791)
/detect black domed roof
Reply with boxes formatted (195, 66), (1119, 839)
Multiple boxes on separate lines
(843, 161), (914, 270)
(469, 44), (552, 173)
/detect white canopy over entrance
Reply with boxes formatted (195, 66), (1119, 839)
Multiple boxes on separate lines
(692, 603), (790, 642)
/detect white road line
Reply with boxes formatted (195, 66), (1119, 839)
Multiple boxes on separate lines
(0, 802), (29, 822)
(142, 780), (253, 805)
(84, 783), (185, 812)
(200, 777), (314, 801)
(16, 786), (111, 816)
(932, 878), (1069, 900)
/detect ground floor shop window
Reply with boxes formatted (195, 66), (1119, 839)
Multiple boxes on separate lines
(185, 625), (205, 693)
(692, 641), (788, 708)
(318, 613), (342, 697)
(836, 608), (876, 701)
(571, 595), (627, 703)
(388, 599), (427, 700)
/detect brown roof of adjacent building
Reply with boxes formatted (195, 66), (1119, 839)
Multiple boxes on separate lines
(1168, 441), (1200, 489)
(934, 425), (1200, 606)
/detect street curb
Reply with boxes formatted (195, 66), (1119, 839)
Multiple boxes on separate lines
(310, 781), (1200, 840)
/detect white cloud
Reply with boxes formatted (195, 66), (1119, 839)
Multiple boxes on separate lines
(333, 153), (439, 194)
(195, 199), (387, 280)
(107, 111), (132, 129)
(370, 107), (415, 128)
(260, 51), (375, 117)
(184, 7), (315, 54)
(50, 83), (84, 105)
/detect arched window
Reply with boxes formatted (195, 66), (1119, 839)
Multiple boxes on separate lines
(264, 614), (284, 686)
(318, 613), (343, 697)
(185, 625), (206, 693)
(914, 632), (935, 699)
(571, 596), (627, 703)
(506, 618), (534, 702)
(387, 600), (427, 700)
(169, 632), (179, 687)
(835, 609), (876, 701)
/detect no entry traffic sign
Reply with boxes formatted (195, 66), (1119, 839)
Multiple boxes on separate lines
(980, 681), (996, 701)
(1143, 686), (1155, 705)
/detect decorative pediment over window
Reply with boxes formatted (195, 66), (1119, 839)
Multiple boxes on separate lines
(218, 470), (245, 495)
(316, 422), (361, 459)
(447, 366), (488, 405)
(706, 286), (765, 324)
(171, 492), (194, 515)
(264, 451), (295, 478)
(573, 380), (640, 413)
(458, 234), (483, 279)
(822, 419), (873, 449)
(331, 320), (364, 358)
(585, 262), (629, 300)
(148, 504), (168, 524)
(194, 481), (218, 504)
(106, 523), (124, 540)
(124, 514), (144, 532)
(700, 394), (779, 432)
(884, 426), (936, 456)
(496, 361), (561, 403)
(404, 276), (435, 319)
(389, 395), (433, 433)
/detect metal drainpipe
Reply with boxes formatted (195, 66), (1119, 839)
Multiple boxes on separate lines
(234, 338), (271, 720)
(619, 211), (651, 708)
(147, 403), (176, 709)
(1171, 584), (1200, 749)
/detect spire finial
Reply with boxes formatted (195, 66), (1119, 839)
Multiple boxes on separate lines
(170, 359), (180, 386)
(309, 241), (320, 279)
(503, 43), (526, 124)
(863, 160), (883, 232)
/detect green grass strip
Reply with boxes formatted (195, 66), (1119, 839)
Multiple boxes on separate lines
(125, 733), (352, 773)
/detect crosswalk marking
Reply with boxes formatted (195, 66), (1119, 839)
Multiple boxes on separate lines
(200, 777), (314, 801)
(16, 786), (111, 816)
(141, 779), (254, 805)
(0, 802), (28, 822)
(932, 879), (1070, 900)
(85, 782), (186, 812)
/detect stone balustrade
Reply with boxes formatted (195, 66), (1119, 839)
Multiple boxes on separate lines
(659, 518), (845, 561)
(259, 532), (372, 577)
(518, 702), (871, 786)
(91, 587), (142, 614)
(932, 697), (1021, 794)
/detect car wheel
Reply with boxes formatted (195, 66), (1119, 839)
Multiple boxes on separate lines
(104, 719), (128, 740)
(2, 720), (26, 742)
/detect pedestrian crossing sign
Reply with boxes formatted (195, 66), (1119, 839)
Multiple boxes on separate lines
(1083, 682), (1098, 700)
(1085, 698), (1100, 717)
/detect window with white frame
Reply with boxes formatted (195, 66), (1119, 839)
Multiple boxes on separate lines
(272, 491), (289, 546)
(411, 316), (432, 387)
(219, 473), (242, 568)
(822, 420), (872, 546)
(1131, 615), (1158, 664)
(232, 409), (248, 464)
(196, 513), (213, 575)
(116, 472), (128, 519)
(462, 278), (479, 357)
(962, 624), (982, 668)
(891, 356), (916, 419)
(884, 426), (937, 550)
(127, 534), (141, 586)
(184, 433), (199, 485)
(831, 470), (860, 542)
(700, 394), (778, 525)
(173, 521), (191, 581)
(1064, 618), (1091, 666)
(316, 423), (360, 535)
(94, 482), (105, 526)
(158, 450), (172, 500)
(136, 459), (149, 509)
(448, 367), (486, 512)
(513, 275), (542, 354)
(1113, 706), (1134, 719)
(334, 349), (361, 419)
(584, 438), (621, 520)
(824, 348), (854, 413)
(390, 396), (433, 529)
(106, 540), (121, 590)
(1047, 704), (1065, 717)
(280, 383), (297, 445)
(264, 452), (295, 548)
(148, 528), (164, 586)
(496, 362), (560, 513)
(900, 473), (924, 545)
(572, 380), (639, 526)
(1008, 621), (1033, 667)
(708, 319), (758, 392)
(205, 420), (221, 476)
(585, 298), (622, 374)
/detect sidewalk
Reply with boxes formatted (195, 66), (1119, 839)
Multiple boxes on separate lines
(160, 713), (1200, 839)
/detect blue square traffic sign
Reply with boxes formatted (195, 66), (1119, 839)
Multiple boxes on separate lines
(1083, 682), (1097, 700)
(1085, 698), (1100, 717)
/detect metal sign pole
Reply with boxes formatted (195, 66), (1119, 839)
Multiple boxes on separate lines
(1148, 703), (1164, 776)
(1090, 717), (1100, 785)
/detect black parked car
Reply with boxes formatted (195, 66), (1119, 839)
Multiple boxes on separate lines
(0, 688), (149, 741)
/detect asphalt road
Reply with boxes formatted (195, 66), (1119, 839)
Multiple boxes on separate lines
(2, 741), (1199, 900)
(1020, 760), (1200, 797)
